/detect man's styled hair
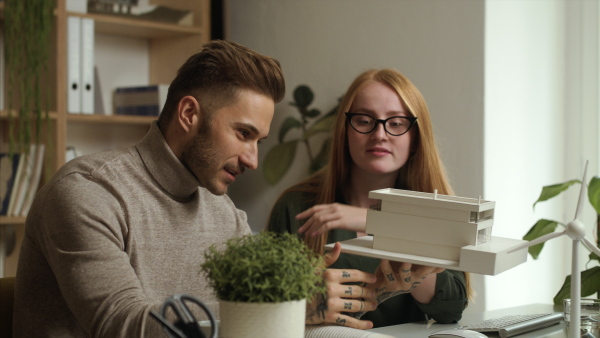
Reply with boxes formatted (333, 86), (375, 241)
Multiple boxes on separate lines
(158, 40), (285, 130)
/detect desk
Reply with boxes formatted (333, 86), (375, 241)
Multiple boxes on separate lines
(368, 304), (566, 337)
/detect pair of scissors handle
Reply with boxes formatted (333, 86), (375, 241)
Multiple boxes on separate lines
(150, 294), (218, 338)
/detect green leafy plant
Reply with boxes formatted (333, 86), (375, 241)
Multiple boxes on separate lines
(523, 176), (600, 304)
(4, 0), (53, 155)
(263, 85), (339, 185)
(200, 232), (326, 303)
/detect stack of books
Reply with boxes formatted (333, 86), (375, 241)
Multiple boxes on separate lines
(113, 84), (169, 117)
(0, 144), (46, 217)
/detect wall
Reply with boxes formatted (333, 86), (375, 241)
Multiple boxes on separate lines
(484, 0), (599, 311)
(226, 0), (485, 232)
(226, 0), (486, 313)
(227, 0), (600, 313)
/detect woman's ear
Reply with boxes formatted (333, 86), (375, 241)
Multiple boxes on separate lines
(176, 95), (202, 134)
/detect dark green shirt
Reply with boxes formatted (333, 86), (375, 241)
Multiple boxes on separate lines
(267, 190), (468, 328)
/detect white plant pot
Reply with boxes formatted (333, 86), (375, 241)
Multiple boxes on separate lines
(219, 299), (306, 338)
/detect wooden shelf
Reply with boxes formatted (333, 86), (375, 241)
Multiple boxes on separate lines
(67, 11), (203, 38)
(0, 110), (59, 120)
(66, 114), (156, 125)
(0, 216), (26, 226)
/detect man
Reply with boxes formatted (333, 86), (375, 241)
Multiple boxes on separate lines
(13, 40), (376, 337)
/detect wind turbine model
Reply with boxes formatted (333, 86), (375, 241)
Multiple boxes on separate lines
(509, 160), (600, 337)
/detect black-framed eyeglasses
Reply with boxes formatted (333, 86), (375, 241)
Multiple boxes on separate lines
(345, 112), (417, 136)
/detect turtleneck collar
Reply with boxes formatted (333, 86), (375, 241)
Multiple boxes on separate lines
(136, 122), (200, 199)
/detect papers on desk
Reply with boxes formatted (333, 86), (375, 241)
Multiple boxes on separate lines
(305, 324), (395, 338)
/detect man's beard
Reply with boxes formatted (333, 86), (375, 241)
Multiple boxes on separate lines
(181, 122), (227, 195)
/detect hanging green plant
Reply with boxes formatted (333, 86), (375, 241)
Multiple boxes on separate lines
(4, 0), (54, 155)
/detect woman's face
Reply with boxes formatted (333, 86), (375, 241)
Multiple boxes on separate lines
(346, 81), (415, 178)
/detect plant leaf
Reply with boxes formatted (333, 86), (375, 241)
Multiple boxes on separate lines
(303, 108), (320, 118)
(533, 179), (580, 209)
(588, 176), (600, 214)
(523, 219), (560, 259)
(306, 114), (335, 139)
(278, 117), (302, 143)
(262, 141), (298, 185)
(293, 85), (314, 109)
(553, 266), (600, 305)
(310, 139), (331, 173)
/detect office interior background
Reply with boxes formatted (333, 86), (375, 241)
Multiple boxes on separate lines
(5, 0), (599, 316)
(223, 0), (600, 315)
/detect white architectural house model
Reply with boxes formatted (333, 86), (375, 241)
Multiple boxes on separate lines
(325, 188), (530, 276)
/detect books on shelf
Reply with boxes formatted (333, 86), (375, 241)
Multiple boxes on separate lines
(0, 152), (21, 216)
(113, 84), (169, 117)
(0, 144), (46, 217)
(88, 2), (194, 27)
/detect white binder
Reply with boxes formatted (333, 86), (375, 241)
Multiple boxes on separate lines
(67, 16), (95, 114)
(81, 18), (95, 114)
(67, 16), (81, 114)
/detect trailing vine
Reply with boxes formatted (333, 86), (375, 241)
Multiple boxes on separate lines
(4, 0), (53, 155)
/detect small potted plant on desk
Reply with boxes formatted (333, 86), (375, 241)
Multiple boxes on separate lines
(201, 232), (325, 338)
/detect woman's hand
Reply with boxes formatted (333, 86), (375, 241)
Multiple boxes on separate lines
(305, 243), (378, 329)
(297, 204), (368, 237)
(367, 260), (445, 305)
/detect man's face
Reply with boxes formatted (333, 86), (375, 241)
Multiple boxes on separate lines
(182, 89), (274, 195)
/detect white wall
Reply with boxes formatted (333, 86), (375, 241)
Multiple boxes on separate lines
(226, 0), (485, 230)
(484, 0), (599, 312)
(483, 0), (568, 312)
(227, 0), (600, 314)
(226, 0), (486, 313)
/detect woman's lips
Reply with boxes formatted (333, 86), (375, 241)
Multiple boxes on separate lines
(367, 147), (391, 156)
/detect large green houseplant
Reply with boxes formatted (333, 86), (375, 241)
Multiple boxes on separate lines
(523, 175), (600, 304)
(263, 85), (339, 185)
(200, 232), (325, 337)
(4, 0), (53, 154)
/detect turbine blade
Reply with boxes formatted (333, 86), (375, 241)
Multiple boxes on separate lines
(507, 231), (565, 253)
(582, 237), (600, 258)
(574, 160), (589, 220)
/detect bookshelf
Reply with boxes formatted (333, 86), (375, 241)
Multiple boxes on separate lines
(0, 0), (211, 276)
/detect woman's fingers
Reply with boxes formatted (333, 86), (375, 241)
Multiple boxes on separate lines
(323, 242), (342, 267)
(328, 283), (376, 301)
(323, 312), (374, 330)
(323, 268), (377, 285)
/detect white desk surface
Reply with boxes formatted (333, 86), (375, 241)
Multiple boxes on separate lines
(368, 303), (566, 337)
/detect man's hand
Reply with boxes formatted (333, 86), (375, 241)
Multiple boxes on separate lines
(306, 243), (378, 329)
(296, 204), (367, 238)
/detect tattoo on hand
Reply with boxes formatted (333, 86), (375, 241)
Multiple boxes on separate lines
(344, 286), (352, 295)
(344, 302), (352, 310)
(386, 273), (395, 281)
(404, 276), (411, 283)
(306, 292), (328, 323)
(336, 317), (347, 325)
(342, 271), (351, 278)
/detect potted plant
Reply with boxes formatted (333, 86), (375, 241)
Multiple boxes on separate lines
(200, 232), (326, 338)
(523, 175), (600, 304)
(262, 85), (339, 185)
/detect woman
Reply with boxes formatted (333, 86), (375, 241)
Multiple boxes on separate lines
(267, 69), (471, 328)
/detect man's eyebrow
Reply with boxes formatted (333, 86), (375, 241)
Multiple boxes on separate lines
(237, 122), (260, 135)
(237, 122), (269, 140)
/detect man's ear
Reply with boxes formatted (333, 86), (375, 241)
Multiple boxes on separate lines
(176, 95), (202, 134)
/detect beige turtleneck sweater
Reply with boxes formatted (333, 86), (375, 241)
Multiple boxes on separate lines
(14, 123), (250, 337)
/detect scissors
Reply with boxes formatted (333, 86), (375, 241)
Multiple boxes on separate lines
(150, 294), (218, 338)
